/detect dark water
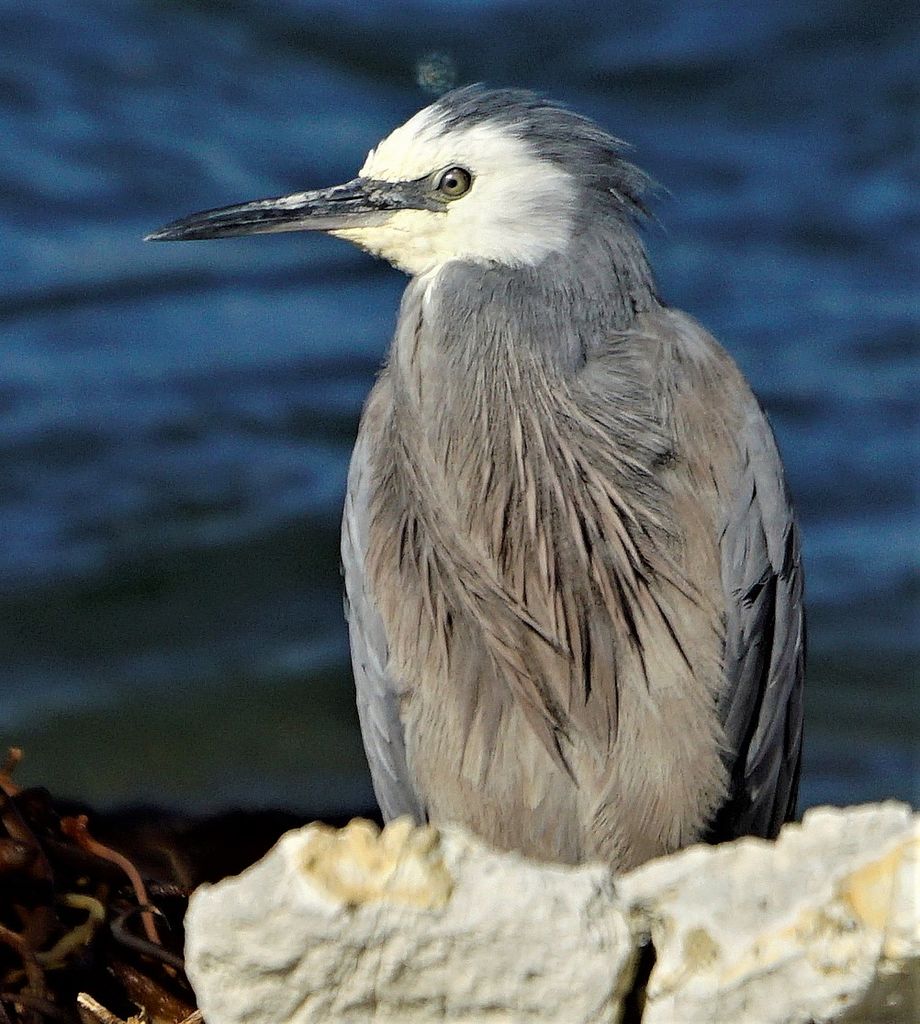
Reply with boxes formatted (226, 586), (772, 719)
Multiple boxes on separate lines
(1, 1), (917, 814)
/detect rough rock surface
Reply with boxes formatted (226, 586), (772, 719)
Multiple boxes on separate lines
(185, 817), (634, 1023)
(184, 804), (918, 1024)
(618, 802), (919, 1024)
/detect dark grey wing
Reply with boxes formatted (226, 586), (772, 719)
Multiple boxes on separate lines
(341, 429), (426, 823)
(710, 400), (805, 841)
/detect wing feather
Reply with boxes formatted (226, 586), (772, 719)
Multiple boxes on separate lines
(341, 424), (426, 823)
(711, 403), (805, 840)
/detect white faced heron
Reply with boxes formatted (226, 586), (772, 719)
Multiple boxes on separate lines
(148, 86), (805, 871)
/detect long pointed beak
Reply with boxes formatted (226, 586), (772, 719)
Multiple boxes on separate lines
(145, 177), (428, 242)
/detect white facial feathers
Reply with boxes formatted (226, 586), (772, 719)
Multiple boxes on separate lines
(331, 103), (578, 276)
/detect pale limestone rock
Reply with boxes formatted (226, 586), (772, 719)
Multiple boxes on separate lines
(618, 802), (919, 1024)
(184, 816), (634, 1024)
(184, 804), (918, 1024)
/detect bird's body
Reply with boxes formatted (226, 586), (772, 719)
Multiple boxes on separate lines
(343, 282), (799, 869)
(150, 86), (805, 871)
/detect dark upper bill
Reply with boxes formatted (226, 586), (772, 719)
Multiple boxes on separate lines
(145, 177), (437, 242)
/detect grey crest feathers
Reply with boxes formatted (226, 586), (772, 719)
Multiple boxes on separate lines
(430, 84), (656, 224)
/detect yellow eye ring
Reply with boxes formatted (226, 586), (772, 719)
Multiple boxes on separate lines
(436, 166), (473, 199)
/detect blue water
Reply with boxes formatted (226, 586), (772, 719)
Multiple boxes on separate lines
(1, 1), (917, 813)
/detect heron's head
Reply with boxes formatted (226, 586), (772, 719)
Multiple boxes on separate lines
(147, 86), (652, 278)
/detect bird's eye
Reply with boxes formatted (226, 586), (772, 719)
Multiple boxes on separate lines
(436, 166), (472, 199)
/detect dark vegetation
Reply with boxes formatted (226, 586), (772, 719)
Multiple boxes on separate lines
(0, 749), (379, 1023)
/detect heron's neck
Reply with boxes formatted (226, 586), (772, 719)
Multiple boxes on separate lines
(397, 221), (657, 389)
(387, 226), (660, 539)
(378, 234), (675, 681)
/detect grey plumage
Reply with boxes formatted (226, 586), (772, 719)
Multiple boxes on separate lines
(344, 274), (803, 868)
(150, 86), (805, 871)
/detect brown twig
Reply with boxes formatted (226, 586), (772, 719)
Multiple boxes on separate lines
(0, 919), (46, 999)
(59, 817), (160, 947)
(110, 958), (194, 1021)
(75, 993), (125, 1024)
(0, 922), (27, 959)
(0, 790), (52, 887)
(0, 840), (33, 875)
(0, 749), (23, 796)
(18, 901), (57, 975)
(0, 992), (77, 1024)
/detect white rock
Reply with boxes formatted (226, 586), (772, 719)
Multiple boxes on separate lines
(184, 816), (634, 1024)
(618, 802), (919, 1024)
(184, 804), (919, 1024)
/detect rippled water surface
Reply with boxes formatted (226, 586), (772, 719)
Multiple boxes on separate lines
(1, 1), (917, 813)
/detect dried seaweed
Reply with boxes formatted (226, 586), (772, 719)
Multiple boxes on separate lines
(0, 751), (196, 1024)
(0, 747), (382, 1024)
